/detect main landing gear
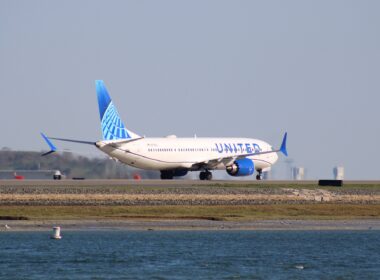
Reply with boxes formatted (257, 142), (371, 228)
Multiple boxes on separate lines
(199, 171), (212, 181)
(160, 170), (174, 180)
(256, 170), (262, 181)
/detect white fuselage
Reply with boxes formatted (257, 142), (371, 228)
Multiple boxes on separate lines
(96, 137), (278, 172)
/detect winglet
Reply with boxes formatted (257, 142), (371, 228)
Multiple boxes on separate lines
(40, 133), (57, 156)
(279, 132), (288, 157)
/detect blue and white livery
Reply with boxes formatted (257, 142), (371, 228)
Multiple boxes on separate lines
(96, 80), (140, 140)
(41, 81), (288, 180)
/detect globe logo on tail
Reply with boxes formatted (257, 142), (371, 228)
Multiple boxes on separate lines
(101, 102), (130, 140)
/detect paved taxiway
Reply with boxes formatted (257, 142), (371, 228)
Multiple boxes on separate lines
(0, 179), (380, 188)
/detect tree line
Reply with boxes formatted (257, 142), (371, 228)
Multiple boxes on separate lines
(0, 148), (158, 179)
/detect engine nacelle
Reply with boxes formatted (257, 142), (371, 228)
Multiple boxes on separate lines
(173, 169), (188, 177)
(226, 158), (255, 177)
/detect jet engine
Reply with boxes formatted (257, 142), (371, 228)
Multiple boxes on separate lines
(226, 158), (255, 177)
(173, 169), (188, 177)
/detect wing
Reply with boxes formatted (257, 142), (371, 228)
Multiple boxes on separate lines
(192, 132), (288, 170)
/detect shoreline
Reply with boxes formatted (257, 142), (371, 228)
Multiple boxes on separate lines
(1, 181), (380, 231)
(1, 218), (380, 231)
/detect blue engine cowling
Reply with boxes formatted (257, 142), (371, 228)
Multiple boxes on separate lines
(226, 158), (255, 177)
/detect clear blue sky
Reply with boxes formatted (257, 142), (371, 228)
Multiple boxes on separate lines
(1, 0), (379, 179)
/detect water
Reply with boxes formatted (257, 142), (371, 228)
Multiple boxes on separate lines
(0, 230), (379, 279)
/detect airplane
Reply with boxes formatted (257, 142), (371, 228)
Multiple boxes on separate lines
(41, 80), (288, 180)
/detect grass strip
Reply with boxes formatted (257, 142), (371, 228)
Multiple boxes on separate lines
(0, 204), (380, 221)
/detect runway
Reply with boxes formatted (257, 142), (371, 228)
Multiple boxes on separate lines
(0, 179), (380, 188)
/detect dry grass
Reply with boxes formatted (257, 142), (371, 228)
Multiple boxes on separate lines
(1, 204), (380, 221)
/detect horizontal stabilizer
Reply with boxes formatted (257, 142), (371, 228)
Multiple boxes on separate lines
(49, 137), (95, 145)
(40, 133), (95, 156)
(40, 133), (57, 156)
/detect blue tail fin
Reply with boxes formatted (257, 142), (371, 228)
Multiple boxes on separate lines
(95, 80), (140, 140)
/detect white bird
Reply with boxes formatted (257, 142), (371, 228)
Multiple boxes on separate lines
(5, 224), (11, 230)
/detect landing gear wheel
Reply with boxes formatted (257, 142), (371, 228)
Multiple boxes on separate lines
(200, 171), (212, 181)
(256, 170), (262, 181)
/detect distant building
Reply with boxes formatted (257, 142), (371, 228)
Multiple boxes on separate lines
(333, 166), (344, 180)
(292, 167), (305, 180)
(0, 170), (63, 180)
(262, 169), (271, 180)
